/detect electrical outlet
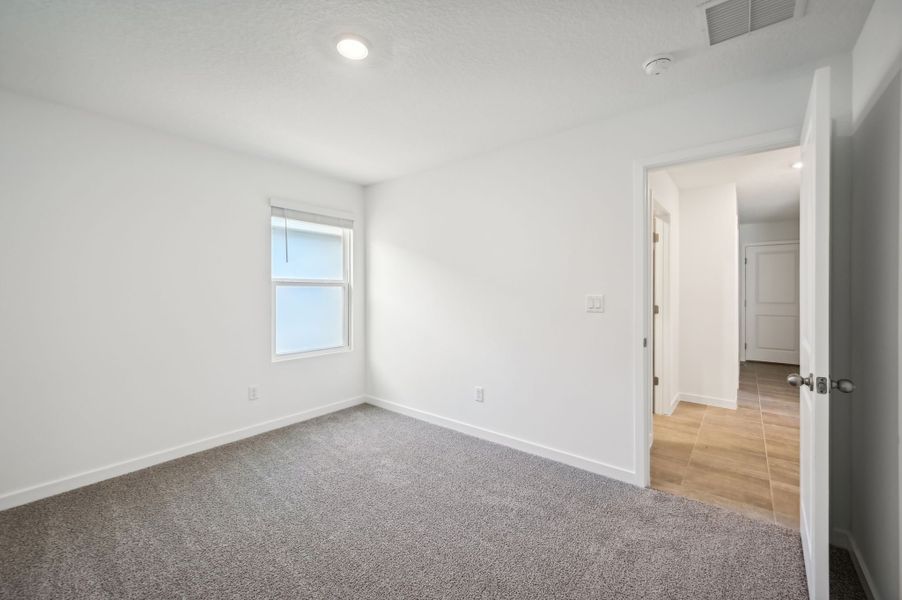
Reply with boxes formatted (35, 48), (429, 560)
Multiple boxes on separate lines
(248, 386), (260, 401)
(474, 386), (484, 403)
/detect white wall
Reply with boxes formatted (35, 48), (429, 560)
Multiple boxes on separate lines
(366, 58), (850, 482)
(677, 184), (739, 407)
(738, 219), (800, 244)
(0, 90), (366, 506)
(852, 0), (902, 126)
(649, 170), (680, 413)
(738, 219), (800, 362)
(848, 69), (901, 600)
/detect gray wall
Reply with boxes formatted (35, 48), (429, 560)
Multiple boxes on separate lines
(850, 69), (901, 600)
(830, 129), (854, 547)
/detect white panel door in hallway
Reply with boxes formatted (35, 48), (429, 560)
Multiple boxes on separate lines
(795, 66), (831, 600)
(745, 242), (800, 364)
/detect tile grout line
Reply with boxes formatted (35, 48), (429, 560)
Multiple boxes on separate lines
(756, 366), (778, 526)
(681, 401), (708, 489)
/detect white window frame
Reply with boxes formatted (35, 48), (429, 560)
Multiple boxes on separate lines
(270, 202), (353, 362)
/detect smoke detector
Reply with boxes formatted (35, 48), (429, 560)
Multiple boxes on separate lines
(643, 56), (673, 76)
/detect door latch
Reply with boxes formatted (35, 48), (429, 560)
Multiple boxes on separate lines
(789, 374), (855, 394)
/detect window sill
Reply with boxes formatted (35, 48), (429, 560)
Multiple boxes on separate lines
(272, 346), (352, 362)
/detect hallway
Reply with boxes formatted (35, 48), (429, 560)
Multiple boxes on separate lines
(651, 362), (801, 529)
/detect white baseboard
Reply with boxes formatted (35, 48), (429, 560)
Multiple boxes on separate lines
(665, 393), (681, 415)
(832, 527), (880, 600)
(365, 396), (638, 485)
(677, 392), (737, 410)
(0, 396), (365, 512)
(653, 393), (680, 416)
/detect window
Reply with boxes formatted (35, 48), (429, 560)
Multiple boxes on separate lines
(271, 205), (353, 359)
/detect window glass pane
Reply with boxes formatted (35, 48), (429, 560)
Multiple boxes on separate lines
(272, 217), (344, 280)
(275, 285), (344, 354)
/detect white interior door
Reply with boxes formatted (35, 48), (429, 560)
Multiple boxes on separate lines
(653, 217), (665, 414)
(745, 242), (800, 364)
(797, 66), (831, 600)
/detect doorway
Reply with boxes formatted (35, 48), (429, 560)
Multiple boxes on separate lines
(634, 68), (838, 598)
(644, 144), (803, 528)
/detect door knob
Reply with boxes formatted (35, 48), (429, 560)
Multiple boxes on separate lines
(831, 378), (856, 393)
(787, 373), (813, 391)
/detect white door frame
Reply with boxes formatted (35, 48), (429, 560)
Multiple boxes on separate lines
(741, 240), (801, 364)
(652, 209), (673, 416)
(632, 127), (801, 487)
(898, 74), (902, 600)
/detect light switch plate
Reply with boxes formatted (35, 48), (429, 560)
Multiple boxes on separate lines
(586, 295), (605, 313)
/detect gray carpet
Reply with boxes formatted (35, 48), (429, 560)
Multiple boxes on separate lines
(829, 546), (868, 600)
(0, 405), (818, 599)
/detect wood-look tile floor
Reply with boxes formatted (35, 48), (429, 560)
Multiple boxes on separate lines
(651, 361), (801, 529)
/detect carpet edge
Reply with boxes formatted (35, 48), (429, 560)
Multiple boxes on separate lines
(364, 395), (638, 485)
(0, 395), (366, 511)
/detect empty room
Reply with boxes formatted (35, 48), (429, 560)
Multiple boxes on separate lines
(1, 1), (900, 599)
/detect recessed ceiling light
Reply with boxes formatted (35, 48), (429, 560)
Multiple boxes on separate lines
(336, 35), (369, 60)
(792, 161), (803, 169)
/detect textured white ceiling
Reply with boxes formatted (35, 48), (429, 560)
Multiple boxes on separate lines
(0, 0), (872, 184)
(664, 146), (802, 223)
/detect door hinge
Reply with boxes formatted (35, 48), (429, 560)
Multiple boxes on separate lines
(744, 342), (747, 349)
(653, 376), (660, 386)
(653, 232), (660, 243)
(744, 257), (748, 264)
(653, 305), (660, 315)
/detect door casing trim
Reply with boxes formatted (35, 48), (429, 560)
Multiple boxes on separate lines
(632, 127), (801, 487)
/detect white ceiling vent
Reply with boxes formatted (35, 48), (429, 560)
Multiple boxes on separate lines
(704, 0), (806, 45)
